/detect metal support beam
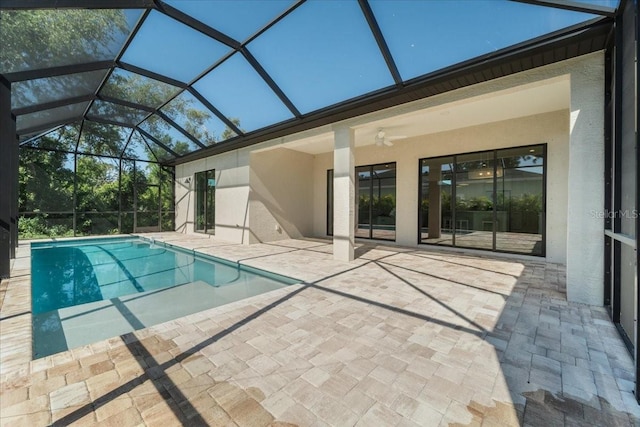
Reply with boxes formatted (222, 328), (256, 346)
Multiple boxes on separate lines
(138, 131), (161, 163)
(0, 0), (155, 8)
(20, 142), (155, 163)
(188, 87), (243, 136)
(358, 0), (403, 86)
(137, 128), (179, 158)
(241, 47), (301, 118)
(0, 78), (16, 278)
(118, 129), (135, 233)
(85, 116), (137, 129)
(118, 61), (187, 89)
(12, 94), (94, 116)
(97, 94), (156, 112)
(635, 0), (640, 403)
(243, 0), (304, 45)
(3, 60), (113, 83)
(156, 111), (207, 148)
(509, 0), (616, 17)
(17, 117), (81, 138)
(10, 114), (18, 259)
(19, 123), (66, 146)
(154, 0), (240, 49)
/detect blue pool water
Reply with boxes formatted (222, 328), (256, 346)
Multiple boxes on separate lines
(31, 236), (297, 358)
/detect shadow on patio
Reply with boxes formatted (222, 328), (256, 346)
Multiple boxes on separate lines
(2, 236), (639, 426)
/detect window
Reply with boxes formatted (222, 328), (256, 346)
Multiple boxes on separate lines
(419, 145), (545, 256)
(195, 169), (215, 234)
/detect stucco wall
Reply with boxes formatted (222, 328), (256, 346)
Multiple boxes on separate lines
(249, 148), (314, 243)
(566, 53), (605, 305)
(312, 110), (569, 263)
(175, 151), (251, 243)
(175, 146), (314, 244)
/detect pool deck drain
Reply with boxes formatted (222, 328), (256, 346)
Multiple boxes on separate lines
(1, 232), (639, 426)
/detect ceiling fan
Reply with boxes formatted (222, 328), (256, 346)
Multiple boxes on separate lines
(374, 128), (407, 147)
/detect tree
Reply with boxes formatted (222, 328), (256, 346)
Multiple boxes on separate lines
(18, 128), (76, 238)
(19, 129), (75, 213)
(2, 9), (130, 105)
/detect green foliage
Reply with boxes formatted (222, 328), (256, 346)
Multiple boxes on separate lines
(358, 194), (396, 218)
(456, 196), (493, 211)
(19, 147), (175, 238)
(19, 145), (74, 212)
(76, 156), (119, 212)
(18, 216), (49, 238)
(509, 193), (542, 213)
(77, 122), (126, 158)
(375, 194), (396, 216)
(426, 192), (541, 213)
(18, 216), (73, 239)
(1, 9), (129, 79)
(9, 9), (184, 238)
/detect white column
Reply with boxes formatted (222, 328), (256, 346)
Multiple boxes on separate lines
(333, 126), (355, 261)
(566, 54), (605, 305)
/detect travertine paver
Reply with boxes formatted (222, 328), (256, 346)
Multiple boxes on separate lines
(1, 232), (639, 426)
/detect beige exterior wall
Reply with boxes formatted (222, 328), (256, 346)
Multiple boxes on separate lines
(175, 151), (251, 243)
(175, 146), (315, 244)
(249, 148), (314, 243)
(312, 110), (569, 263)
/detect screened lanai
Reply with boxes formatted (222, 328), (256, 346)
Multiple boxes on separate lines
(3, 0), (640, 421)
(0, 0), (624, 278)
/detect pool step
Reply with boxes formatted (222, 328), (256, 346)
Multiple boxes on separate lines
(32, 277), (287, 358)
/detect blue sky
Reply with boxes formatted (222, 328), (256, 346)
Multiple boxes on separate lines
(115, 0), (615, 149)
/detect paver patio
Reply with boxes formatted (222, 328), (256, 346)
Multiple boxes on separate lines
(1, 232), (639, 426)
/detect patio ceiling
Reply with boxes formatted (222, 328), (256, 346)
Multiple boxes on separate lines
(1, 0), (619, 165)
(275, 76), (571, 155)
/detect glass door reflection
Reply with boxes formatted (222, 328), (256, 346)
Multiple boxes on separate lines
(495, 146), (544, 255)
(454, 152), (495, 250)
(356, 163), (396, 241)
(419, 157), (454, 246)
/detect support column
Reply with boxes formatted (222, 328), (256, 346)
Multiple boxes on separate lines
(11, 106), (18, 258)
(0, 77), (15, 278)
(566, 54), (605, 305)
(333, 126), (355, 261)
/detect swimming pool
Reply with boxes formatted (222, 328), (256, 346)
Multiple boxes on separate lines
(31, 236), (298, 358)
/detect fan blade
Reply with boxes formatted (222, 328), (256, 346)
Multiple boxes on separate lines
(383, 138), (394, 147)
(387, 135), (407, 140)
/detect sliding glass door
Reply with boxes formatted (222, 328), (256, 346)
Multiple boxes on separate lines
(420, 145), (545, 256)
(356, 163), (396, 241)
(195, 169), (215, 234)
